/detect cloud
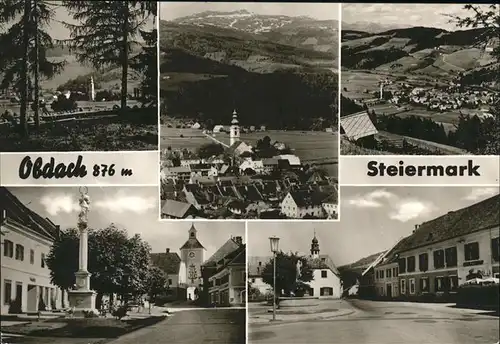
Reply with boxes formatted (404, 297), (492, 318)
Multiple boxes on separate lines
(94, 193), (156, 214)
(389, 200), (436, 222)
(40, 194), (79, 216)
(348, 189), (395, 208)
(462, 188), (499, 201)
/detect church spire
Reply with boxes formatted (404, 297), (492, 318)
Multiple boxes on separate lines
(189, 223), (197, 238)
(311, 230), (320, 258)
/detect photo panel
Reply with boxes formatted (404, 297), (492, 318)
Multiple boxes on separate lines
(0, 1), (158, 152)
(248, 185), (499, 344)
(1, 186), (246, 343)
(159, 2), (340, 220)
(340, 4), (499, 156)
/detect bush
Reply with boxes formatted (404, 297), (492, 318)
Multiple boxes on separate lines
(112, 305), (128, 320)
(83, 309), (99, 318)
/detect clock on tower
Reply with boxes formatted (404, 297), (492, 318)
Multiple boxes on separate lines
(189, 251), (195, 258)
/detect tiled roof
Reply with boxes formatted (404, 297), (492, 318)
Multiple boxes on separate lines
(394, 194), (500, 253)
(150, 251), (181, 275)
(1, 187), (58, 241)
(339, 251), (387, 271)
(308, 254), (340, 275)
(203, 237), (242, 267)
(340, 112), (378, 141)
(161, 199), (196, 218)
(289, 190), (330, 207)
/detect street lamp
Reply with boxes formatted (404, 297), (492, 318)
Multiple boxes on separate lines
(269, 236), (280, 321)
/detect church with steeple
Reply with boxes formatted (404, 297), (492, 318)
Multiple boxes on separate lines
(248, 232), (343, 299)
(305, 231), (343, 298)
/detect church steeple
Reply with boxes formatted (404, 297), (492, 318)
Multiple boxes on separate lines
(188, 223), (197, 239)
(230, 109), (240, 146)
(310, 230), (320, 258)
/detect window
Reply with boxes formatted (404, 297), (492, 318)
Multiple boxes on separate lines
(41, 253), (45, 268)
(387, 269), (392, 278)
(409, 278), (416, 294)
(30, 249), (35, 264)
(168, 279), (172, 286)
(3, 240), (13, 258)
(395, 267), (399, 277)
(419, 277), (430, 292)
(435, 277), (446, 292)
(464, 242), (480, 261)
(445, 247), (458, 267)
(3, 280), (12, 305)
(433, 250), (445, 269)
(251, 278), (255, 283)
(380, 270), (384, 279)
(491, 237), (499, 262)
(15, 244), (24, 261)
(398, 258), (406, 273)
(321, 270), (327, 278)
(400, 279), (406, 294)
(449, 276), (458, 292)
(375, 270), (378, 279)
(407, 256), (416, 272)
(418, 253), (428, 271)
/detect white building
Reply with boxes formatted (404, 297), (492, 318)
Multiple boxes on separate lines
(1, 187), (67, 314)
(281, 191), (326, 219)
(230, 110), (240, 147)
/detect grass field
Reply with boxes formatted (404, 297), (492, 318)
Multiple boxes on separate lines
(341, 71), (383, 99)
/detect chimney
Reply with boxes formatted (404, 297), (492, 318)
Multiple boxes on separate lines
(166, 248), (170, 253)
(234, 236), (243, 245)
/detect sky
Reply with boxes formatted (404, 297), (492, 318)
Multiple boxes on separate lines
(160, 2), (340, 21)
(7, 187), (244, 261)
(342, 4), (488, 31)
(2, 4), (155, 40)
(248, 186), (499, 266)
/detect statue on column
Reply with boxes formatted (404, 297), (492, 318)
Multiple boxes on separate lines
(78, 187), (90, 230)
(296, 259), (302, 282)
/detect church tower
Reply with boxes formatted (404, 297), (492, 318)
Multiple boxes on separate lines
(310, 230), (320, 259)
(89, 76), (95, 101)
(179, 223), (205, 300)
(230, 109), (240, 146)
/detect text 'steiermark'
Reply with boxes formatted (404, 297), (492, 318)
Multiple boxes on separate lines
(18, 155), (134, 179)
(367, 160), (481, 177)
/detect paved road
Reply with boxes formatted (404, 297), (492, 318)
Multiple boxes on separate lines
(110, 308), (245, 344)
(249, 300), (499, 344)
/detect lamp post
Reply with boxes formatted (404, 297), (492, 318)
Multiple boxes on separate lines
(269, 236), (280, 321)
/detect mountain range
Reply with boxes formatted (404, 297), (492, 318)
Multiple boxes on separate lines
(161, 10), (338, 74)
(341, 25), (498, 76)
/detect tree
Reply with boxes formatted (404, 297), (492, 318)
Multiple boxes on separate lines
(0, 0), (66, 135)
(46, 224), (152, 309)
(62, 1), (156, 112)
(197, 142), (225, 159)
(144, 266), (168, 310)
(261, 251), (313, 297)
(130, 28), (157, 103)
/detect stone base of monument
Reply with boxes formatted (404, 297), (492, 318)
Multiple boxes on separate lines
(67, 290), (97, 317)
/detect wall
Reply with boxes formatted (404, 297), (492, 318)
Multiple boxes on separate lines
(310, 269), (342, 299)
(374, 262), (399, 298)
(249, 276), (271, 295)
(1, 221), (66, 314)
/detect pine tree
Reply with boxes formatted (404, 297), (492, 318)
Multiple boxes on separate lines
(130, 28), (157, 103)
(0, 0), (66, 135)
(62, 1), (156, 112)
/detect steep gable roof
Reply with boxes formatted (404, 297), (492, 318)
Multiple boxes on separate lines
(202, 237), (242, 267)
(1, 187), (58, 241)
(308, 254), (340, 275)
(340, 112), (378, 141)
(248, 256), (272, 277)
(395, 194), (500, 253)
(150, 251), (181, 275)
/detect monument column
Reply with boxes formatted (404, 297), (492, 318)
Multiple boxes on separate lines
(68, 187), (96, 315)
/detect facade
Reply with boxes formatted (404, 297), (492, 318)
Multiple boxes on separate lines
(248, 256), (272, 298)
(374, 261), (399, 298)
(389, 195), (499, 300)
(1, 187), (66, 314)
(307, 234), (342, 298)
(150, 248), (183, 298)
(281, 191), (326, 219)
(179, 224), (205, 300)
(202, 236), (245, 307)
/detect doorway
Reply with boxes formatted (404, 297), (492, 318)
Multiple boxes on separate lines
(386, 284), (392, 298)
(15, 283), (23, 312)
(27, 285), (37, 312)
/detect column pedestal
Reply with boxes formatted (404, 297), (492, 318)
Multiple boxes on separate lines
(68, 270), (96, 316)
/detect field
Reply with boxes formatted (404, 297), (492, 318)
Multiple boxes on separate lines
(161, 126), (339, 177)
(376, 131), (467, 154)
(341, 71), (384, 100)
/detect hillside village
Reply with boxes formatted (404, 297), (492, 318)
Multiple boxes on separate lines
(160, 111), (338, 220)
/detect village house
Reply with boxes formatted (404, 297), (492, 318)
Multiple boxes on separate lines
(189, 164), (218, 178)
(228, 141), (253, 157)
(248, 257), (272, 298)
(394, 194), (499, 301)
(1, 187), (68, 314)
(202, 236), (246, 307)
(150, 248), (184, 300)
(161, 199), (198, 219)
(239, 160), (264, 174)
(162, 166), (192, 183)
(281, 190), (328, 219)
